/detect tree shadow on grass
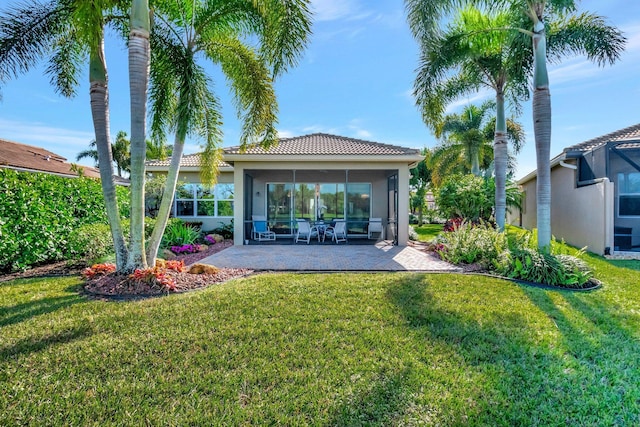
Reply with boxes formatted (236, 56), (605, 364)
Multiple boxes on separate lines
(0, 325), (94, 360)
(325, 369), (413, 427)
(384, 275), (640, 425)
(0, 294), (84, 328)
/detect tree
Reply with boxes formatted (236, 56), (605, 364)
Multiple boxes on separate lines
(0, 0), (130, 267)
(406, 0), (625, 248)
(76, 130), (131, 176)
(410, 148), (433, 225)
(142, 0), (312, 266)
(414, 6), (528, 231)
(514, 2), (625, 250)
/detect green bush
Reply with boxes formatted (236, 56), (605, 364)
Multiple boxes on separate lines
(67, 223), (114, 262)
(436, 174), (521, 222)
(209, 220), (234, 240)
(437, 175), (493, 222)
(436, 224), (594, 288)
(0, 169), (130, 272)
(436, 222), (509, 267)
(161, 219), (201, 248)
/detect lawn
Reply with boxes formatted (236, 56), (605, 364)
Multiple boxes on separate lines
(1, 254), (640, 425)
(412, 223), (444, 242)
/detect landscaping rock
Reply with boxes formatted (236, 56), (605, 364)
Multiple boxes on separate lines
(162, 249), (177, 260)
(188, 263), (219, 274)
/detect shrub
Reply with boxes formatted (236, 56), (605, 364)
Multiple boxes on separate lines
(161, 219), (200, 248)
(437, 175), (492, 222)
(0, 169), (129, 272)
(436, 222), (509, 267)
(67, 223), (113, 262)
(82, 263), (117, 279)
(130, 267), (176, 291)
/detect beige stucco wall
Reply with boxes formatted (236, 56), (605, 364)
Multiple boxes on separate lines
(511, 164), (614, 255)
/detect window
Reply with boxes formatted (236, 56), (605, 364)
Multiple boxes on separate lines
(174, 182), (234, 217)
(618, 172), (640, 217)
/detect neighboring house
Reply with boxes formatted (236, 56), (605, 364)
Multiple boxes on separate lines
(0, 138), (129, 185)
(509, 123), (640, 255)
(146, 133), (424, 246)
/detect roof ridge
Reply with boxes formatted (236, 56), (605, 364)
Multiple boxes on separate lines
(565, 123), (640, 153)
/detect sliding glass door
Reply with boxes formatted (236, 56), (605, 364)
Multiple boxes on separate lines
(266, 183), (293, 235)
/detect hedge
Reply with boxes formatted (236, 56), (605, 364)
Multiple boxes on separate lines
(0, 169), (130, 272)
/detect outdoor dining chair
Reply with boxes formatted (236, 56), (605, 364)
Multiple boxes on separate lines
(368, 218), (384, 240)
(251, 215), (276, 241)
(295, 219), (319, 244)
(325, 220), (347, 244)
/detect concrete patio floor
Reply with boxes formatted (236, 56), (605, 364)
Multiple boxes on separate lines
(199, 242), (462, 272)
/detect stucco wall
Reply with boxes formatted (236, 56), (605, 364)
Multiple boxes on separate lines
(512, 165), (613, 255)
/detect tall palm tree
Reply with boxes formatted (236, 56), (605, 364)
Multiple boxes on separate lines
(514, 2), (625, 250)
(414, 6), (528, 231)
(0, 0), (129, 267)
(406, 0), (625, 248)
(143, 0), (312, 265)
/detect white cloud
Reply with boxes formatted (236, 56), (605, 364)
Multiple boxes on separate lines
(311, 0), (368, 22)
(444, 89), (493, 113)
(0, 118), (94, 149)
(277, 129), (296, 139)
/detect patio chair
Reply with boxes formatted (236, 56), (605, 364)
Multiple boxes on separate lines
(325, 220), (347, 244)
(251, 215), (276, 241)
(368, 218), (384, 240)
(295, 219), (319, 244)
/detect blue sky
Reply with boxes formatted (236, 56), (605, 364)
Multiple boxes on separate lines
(0, 0), (638, 179)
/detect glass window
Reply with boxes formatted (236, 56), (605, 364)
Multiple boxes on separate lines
(618, 173), (640, 217)
(174, 182), (234, 218)
(267, 183), (293, 234)
(347, 183), (371, 234)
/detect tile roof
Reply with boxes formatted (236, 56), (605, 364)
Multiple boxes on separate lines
(564, 123), (640, 154)
(145, 153), (232, 168)
(224, 133), (420, 156)
(0, 138), (102, 179)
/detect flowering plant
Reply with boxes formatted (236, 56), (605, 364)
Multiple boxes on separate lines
(170, 244), (199, 254)
(130, 267), (177, 291)
(204, 235), (217, 244)
(82, 263), (116, 279)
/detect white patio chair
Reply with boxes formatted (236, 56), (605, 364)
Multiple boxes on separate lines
(368, 218), (384, 240)
(252, 215), (276, 241)
(325, 220), (347, 244)
(295, 219), (319, 244)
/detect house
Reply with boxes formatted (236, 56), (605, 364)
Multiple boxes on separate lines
(510, 123), (640, 255)
(0, 138), (129, 185)
(146, 133), (424, 246)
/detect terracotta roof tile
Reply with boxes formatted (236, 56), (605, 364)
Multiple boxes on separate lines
(564, 123), (640, 153)
(145, 153), (232, 168)
(0, 138), (103, 179)
(224, 133), (420, 156)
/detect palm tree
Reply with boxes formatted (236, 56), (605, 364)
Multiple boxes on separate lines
(0, 0), (129, 267)
(406, 0), (625, 247)
(514, 2), (625, 250)
(431, 103), (496, 182)
(414, 6), (529, 231)
(76, 130), (131, 176)
(142, 0), (312, 265)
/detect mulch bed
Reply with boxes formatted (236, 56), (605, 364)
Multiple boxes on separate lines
(1, 240), (254, 300)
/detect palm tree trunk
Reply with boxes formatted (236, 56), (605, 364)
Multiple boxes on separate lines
(471, 152), (481, 176)
(494, 89), (508, 231)
(146, 132), (187, 265)
(532, 18), (552, 251)
(126, 0), (151, 270)
(89, 35), (128, 269)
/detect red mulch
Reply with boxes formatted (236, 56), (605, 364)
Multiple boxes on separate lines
(1, 240), (253, 300)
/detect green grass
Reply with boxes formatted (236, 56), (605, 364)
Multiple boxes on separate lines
(412, 223), (444, 242)
(2, 254), (640, 425)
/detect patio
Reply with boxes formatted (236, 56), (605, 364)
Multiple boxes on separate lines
(198, 242), (461, 272)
